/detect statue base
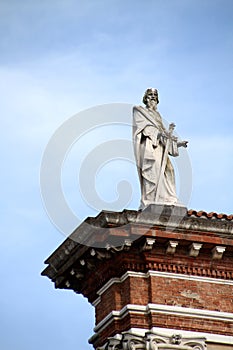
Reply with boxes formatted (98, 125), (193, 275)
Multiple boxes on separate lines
(142, 203), (187, 218)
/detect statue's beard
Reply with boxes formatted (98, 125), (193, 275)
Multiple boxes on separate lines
(147, 99), (157, 109)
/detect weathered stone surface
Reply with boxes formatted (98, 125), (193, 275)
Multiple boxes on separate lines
(133, 88), (188, 209)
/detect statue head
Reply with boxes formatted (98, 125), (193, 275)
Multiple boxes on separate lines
(143, 88), (159, 107)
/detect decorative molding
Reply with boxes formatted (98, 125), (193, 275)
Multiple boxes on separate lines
(129, 328), (233, 345)
(94, 303), (233, 334)
(148, 270), (233, 285)
(42, 207), (233, 285)
(94, 305), (145, 333)
(96, 331), (207, 350)
(147, 303), (233, 321)
(92, 270), (233, 306)
(92, 296), (101, 307)
(93, 327), (233, 347)
(122, 332), (146, 349)
(94, 271), (147, 302)
(92, 207), (233, 235)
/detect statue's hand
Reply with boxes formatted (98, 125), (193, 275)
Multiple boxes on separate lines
(178, 140), (188, 148)
(158, 131), (167, 146)
(163, 130), (170, 138)
(172, 136), (178, 142)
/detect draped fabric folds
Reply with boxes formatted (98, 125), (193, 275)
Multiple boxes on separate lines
(132, 105), (179, 209)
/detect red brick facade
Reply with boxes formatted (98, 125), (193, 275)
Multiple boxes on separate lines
(95, 274), (233, 324)
(42, 207), (233, 349)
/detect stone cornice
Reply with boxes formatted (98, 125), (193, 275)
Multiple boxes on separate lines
(41, 206), (233, 301)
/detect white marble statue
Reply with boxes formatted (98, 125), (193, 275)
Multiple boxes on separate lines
(133, 88), (188, 209)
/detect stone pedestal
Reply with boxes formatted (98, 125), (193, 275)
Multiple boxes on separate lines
(42, 206), (233, 349)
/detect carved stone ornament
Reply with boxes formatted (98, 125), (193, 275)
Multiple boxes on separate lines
(106, 337), (121, 350)
(145, 333), (206, 350)
(96, 332), (206, 350)
(132, 88), (188, 209)
(122, 333), (146, 350)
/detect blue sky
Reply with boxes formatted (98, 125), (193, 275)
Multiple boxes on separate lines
(1, 1), (233, 349)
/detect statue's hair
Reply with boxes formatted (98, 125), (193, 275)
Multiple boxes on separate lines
(142, 88), (159, 105)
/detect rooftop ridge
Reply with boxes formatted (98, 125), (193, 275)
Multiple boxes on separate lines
(187, 209), (233, 221)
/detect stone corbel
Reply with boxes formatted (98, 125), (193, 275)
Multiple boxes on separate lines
(212, 246), (226, 260)
(189, 243), (203, 257)
(141, 238), (156, 251)
(70, 268), (84, 280)
(166, 240), (179, 254)
(65, 280), (70, 288)
(90, 248), (112, 260)
(79, 259), (95, 270)
(79, 259), (85, 266)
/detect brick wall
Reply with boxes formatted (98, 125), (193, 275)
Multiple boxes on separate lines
(95, 273), (233, 323)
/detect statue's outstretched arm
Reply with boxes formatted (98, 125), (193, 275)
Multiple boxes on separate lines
(177, 140), (188, 148)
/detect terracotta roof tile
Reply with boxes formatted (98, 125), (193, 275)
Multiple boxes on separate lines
(187, 209), (233, 221)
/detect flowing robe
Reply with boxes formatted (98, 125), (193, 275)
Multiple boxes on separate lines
(133, 105), (179, 209)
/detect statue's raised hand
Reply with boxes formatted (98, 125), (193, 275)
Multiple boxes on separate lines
(178, 140), (188, 148)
